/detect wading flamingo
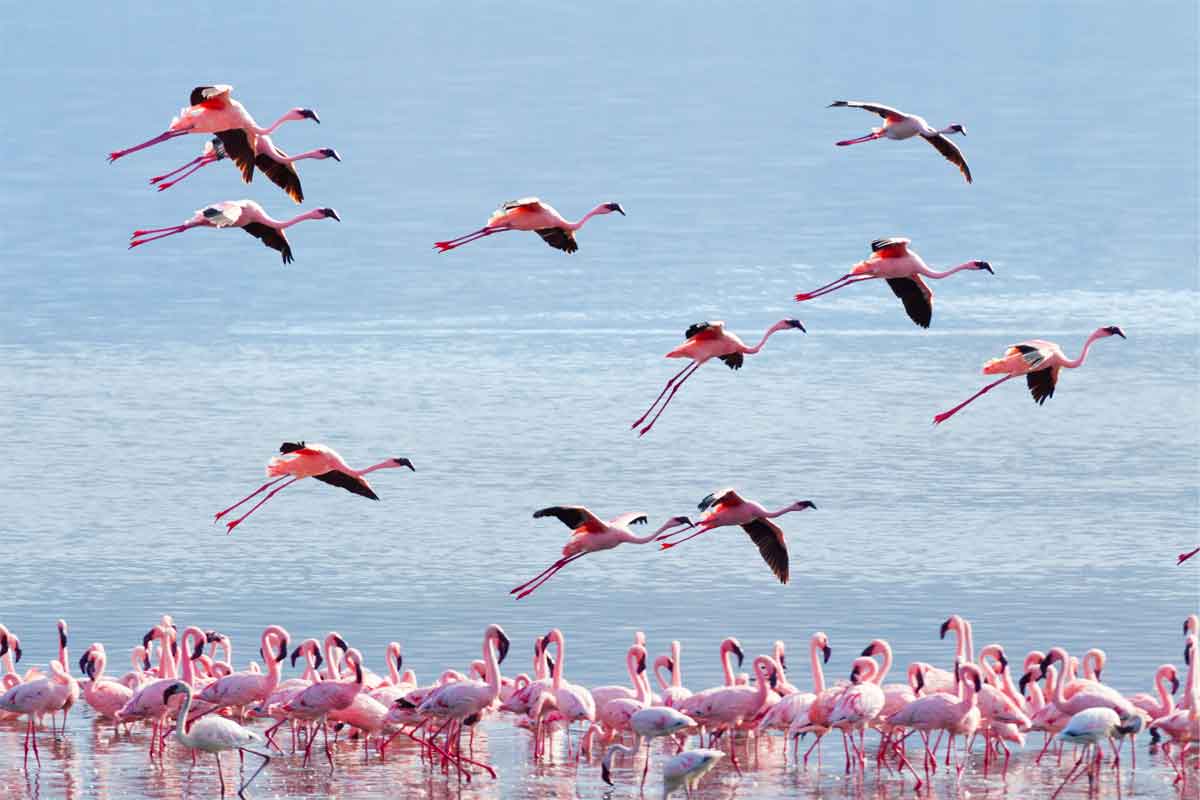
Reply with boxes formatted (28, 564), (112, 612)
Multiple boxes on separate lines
(540, 628), (596, 760)
(657, 489), (817, 584)
(511, 509), (693, 598)
(196, 625), (290, 718)
(653, 641), (693, 709)
(151, 135), (340, 201)
(794, 238), (992, 328)
(1050, 708), (1141, 799)
(281, 646), (367, 769)
(632, 319), (806, 436)
(164, 681), (272, 798)
(828, 100), (972, 183)
(886, 662), (984, 789)
(108, 85), (317, 162)
(685, 656), (779, 773)
(80, 645), (134, 721)
(0, 659), (77, 767)
(933, 326), (1126, 424)
(828, 656), (886, 772)
(662, 749), (724, 798)
(435, 198), (625, 253)
(128, 200), (340, 263)
(215, 442), (415, 533)
(601, 705), (697, 790)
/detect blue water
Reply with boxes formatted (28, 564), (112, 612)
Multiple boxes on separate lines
(0, 1), (1197, 798)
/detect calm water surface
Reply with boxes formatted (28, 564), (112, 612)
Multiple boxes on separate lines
(1, 1), (1197, 798)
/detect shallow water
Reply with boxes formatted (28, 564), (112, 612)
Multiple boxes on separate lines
(1, 0), (1198, 798)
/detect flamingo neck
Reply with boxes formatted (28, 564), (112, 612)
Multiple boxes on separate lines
(276, 209), (326, 230)
(653, 658), (671, 692)
(260, 112), (299, 135)
(875, 642), (893, 684)
(621, 527), (661, 545)
(964, 621), (975, 664)
(386, 645), (401, 685)
(720, 643), (737, 686)
(281, 148), (330, 163)
(672, 642), (683, 688)
(550, 632), (565, 691)
(919, 261), (979, 280)
(566, 205), (608, 232)
(173, 684), (194, 739)
(1061, 330), (1106, 369)
(93, 651), (108, 681)
(354, 459), (400, 477)
(810, 638), (826, 694)
(742, 322), (791, 355)
(1154, 669), (1175, 717)
(262, 630), (283, 685)
(482, 634), (502, 699)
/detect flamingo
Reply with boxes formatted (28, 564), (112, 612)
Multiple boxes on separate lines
(0, 658), (77, 767)
(684, 655), (779, 773)
(434, 197), (625, 253)
(1178, 547), (1200, 565)
(163, 681), (272, 798)
(657, 489), (817, 584)
(593, 645), (652, 745)
(652, 641), (693, 710)
(886, 662), (984, 788)
(591, 641), (655, 718)
(215, 441), (415, 533)
(1128, 664), (1179, 721)
(759, 632), (829, 742)
(79, 644), (134, 721)
(661, 748), (724, 798)
(150, 135), (340, 201)
(1051, 708), (1141, 799)
(128, 200), (341, 263)
(511, 508), (693, 598)
(601, 705), (697, 790)
(1148, 635), (1199, 783)
(828, 656), (886, 772)
(631, 319), (806, 436)
(933, 326), (1126, 424)
(108, 85), (318, 163)
(540, 628), (596, 760)
(794, 238), (992, 327)
(196, 625), (290, 719)
(1040, 648), (1137, 719)
(281, 646), (368, 769)
(828, 100), (972, 183)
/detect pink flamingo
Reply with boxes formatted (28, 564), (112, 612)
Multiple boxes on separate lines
(828, 656), (886, 772)
(1051, 708), (1142, 799)
(1179, 547), (1200, 565)
(887, 662), (984, 789)
(1040, 648), (1137, 719)
(658, 489), (817, 584)
(1149, 634), (1198, 783)
(150, 135), (340, 201)
(591, 639), (655, 715)
(652, 641), (693, 710)
(196, 625), (290, 719)
(282, 646), (369, 769)
(215, 442), (414, 533)
(128, 200), (341, 263)
(632, 319), (806, 436)
(794, 238), (992, 327)
(761, 632), (829, 742)
(512, 508), (693, 598)
(593, 645), (651, 745)
(933, 326), (1126, 424)
(540, 628), (596, 760)
(828, 100), (972, 182)
(80, 644), (134, 722)
(686, 655), (779, 773)
(679, 638), (746, 729)
(435, 197), (625, 253)
(0, 659), (77, 767)
(601, 705), (697, 790)
(108, 85), (318, 162)
(1129, 664), (1178, 721)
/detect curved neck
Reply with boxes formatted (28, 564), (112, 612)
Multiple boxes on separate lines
(810, 637), (826, 693)
(1049, 664), (1068, 708)
(743, 322), (789, 355)
(874, 641), (893, 684)
(481, 634), (502, 699)
(262, 630), (283, 685)
(550, 631), (565, 690)
(672, 641), (683, 688)
(93, 651), (108, 681)
(652, 657), (671, 692)
(260, 112), (299, 135)
(386, 644), (401, 685)
(566, 205), (608, 232)
(919, 261), (978, 280)
(720, 642), (738, 686)
(1061, 330), (1106, 369)
(174, 684), (194, 741)
(323, 636), (342, 680)
(1154, 669), (1175, 716)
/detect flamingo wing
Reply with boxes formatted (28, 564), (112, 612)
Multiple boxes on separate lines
(684, 321), (726, 340)
(1011, 343), (1050, 369)
(534, 506), (605, 532)
(214, 130), (256, 183)
(922, 133), (973, 183)
(190, 85), (233, 108)
(829, 100), (903, 119)
(885, 276), (933, 328)
(241, 223), (293, 264)
(1026, 367), (1059, 405)
(535, 228), (578, 253)
(200, 202), (243, 228)
(741, 517), (789, 584)
(311, 470), (379, 500)
(699, 489), (743, 511)
(719, 352), (744, 370)
(499, 197), (543, 212)
(255, 150), (304, 204)
(871, 237), (911, 256)
(609, 512), (649, 528)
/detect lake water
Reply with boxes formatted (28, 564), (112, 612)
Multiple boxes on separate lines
(0, 1), (1197, 798)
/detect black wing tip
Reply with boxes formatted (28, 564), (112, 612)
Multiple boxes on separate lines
(684, 322), (711, 339)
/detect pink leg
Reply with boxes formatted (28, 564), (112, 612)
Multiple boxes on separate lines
(1051, 747), (1090, 800)
(638, 362), (703, 437)
(433, 226), (510, 252)
(155, 156), (218, 191)
(794, 274), (875, 301)
(323, 719), (334, 770)
(224, 478), (299, 534)
(108, 129), (190, 162)
(1177, 547), (1200, 565)
(214, 476), (290, 522)
(129, 223), (201, 248)
(511, 552), (586, 594)
(632, 362), (695, 429)
(150, 154), (207, 184)
(513, 553), (587, 599)
(933, 375), (1014, 425)
(659, 525), (716, 550)
(835, 131), (884, 147)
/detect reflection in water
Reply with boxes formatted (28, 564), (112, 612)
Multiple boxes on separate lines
(0, 712), (1190, 799)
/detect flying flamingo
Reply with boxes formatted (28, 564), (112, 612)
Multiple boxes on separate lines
(128, 199), (341, 263)
(434, 198), (625, 253)
(933, 326), (1126, 424)
(631, 319), (806, 436)
(215, 441), (415, 533)
(794, 238), (992, 328)
(108, 85), (318, 163)
(163, 681), (272, 798)
(657, 489), (817, 584)
(150, 135), (340, 201)
(511, 508), (693, 599)
(828, 100), (972, 183)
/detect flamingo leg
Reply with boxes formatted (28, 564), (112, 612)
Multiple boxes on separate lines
(433, 226), (511, 252)
(794, 274), (875, 301)
(237, 750), (270, 798)
(933, 374), (1015, 425)
(513, 553), (588, 599)
(224, 478), (300, 534)
(323, 718), (334, 771)
(631, 361), (696, 429)
(150, 154), (207, 183)
(214, 476), (290, 522)
(215, 751), (225, 795)
(129, 224), (201, 248)
(1177, 547), (1200, 565)
(637, 361), (704, 437)
(835, 131), (884, 146)
(1052, 747), (1091, 800)
(108, 129), (191, 162)
(155, 156), (219, 191)
(511, 553), (585, 593)
(659, 525), (717, 550)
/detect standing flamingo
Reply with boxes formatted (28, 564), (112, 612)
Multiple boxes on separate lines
(540, 628), (596, 760)
(163, 681), (272, 798)
(128, 200), (340, 263)
(657, 489), (817, 584)
(601, 704), (697, 790)
(215, 442), (415, 533)
(0, 659), (77, 767)
(281, 646), (367, 769)
(933, 326), (1126, 424)
(434, 198), (625, 253)
(760, 632), (829, 742)
(886, 663), (984, 789)
(196, 625), (290, 718)
(511, 509), (693, 598)
(150, 135), (340, 201)
(1050, 708), (1141, 799)
(653, 641), (693, 709)
(685, 656), (779, 773)
(80, 644), (134, 721)
(794, 238), (992, 327)
(828, 100), (972, 183)
(632, 319), (806, 436)
(828, 656), (886, 772)
(108, 85), (318, 162)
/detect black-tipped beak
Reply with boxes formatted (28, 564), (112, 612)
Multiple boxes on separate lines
(276, 639), (289, 663)
(860, 644), (874, 657)
(849, 667), (860, 684)
(977, 261), (994, 274)
(142, 654), (151, 670)
(205, 630), (222, 644)
(13, 643), (22, 663)
(972, 674), (982, 692)
(769, 669), (778, 689)
(665, 657), (674, 671)
(1185, 642), (1192, 666)
(821, 645), (832, 664)
(939, 619), (952, 640)
(78, 653), (91, 677)
(998, 652), (1008, 671)
(606, 202), (626, 216)
(541, 634), (553, 650)
(334, 635), (349, 652)
(780, 654), (788, 671)
(0, 636), (7, 658)
(394, 457), (415, 471)
(731, 643), (745, 667)
(1171, 675), (1180, 694)
(290, 646), (302, 668)
(314, 652), (324, 670)
(59, 628), (68, 650)
(191, 639), (205, 660)
(787, 319), (806, 332)
(496, 631), (511, 664)
(142, 629), (155, 649)
(323, 148), (341, 162)
(302, 109), (321, 124)
(323, 208), (341, 222)
(162, 684), (182, 702)
(637, 653), (647, 674)
(1018, 673), (1031, 695)
(914, 670), (925, 695)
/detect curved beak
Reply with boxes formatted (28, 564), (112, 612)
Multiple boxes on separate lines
(821, 644), (832, 665)
(731, 643), (745, 667)
(939, 619), (952, 640)
(496, 631), (511, 664)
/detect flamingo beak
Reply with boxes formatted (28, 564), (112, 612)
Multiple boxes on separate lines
(191, 640), (205, 660)
(939, 619), (952, 640)
(821, 645), (832, 665)
(276, 639), (288, 663)
(1170, 675), (1180, 694)
(860, 644), (875, 657)
(0, 636), (6, 658)
(1018, 673), (1031, 695)
(396, 653), (403, 671)
(731, 643), (745, 667)
(496, 631), (511, 664)
(976, 261), (994, 273)
(334, 635), (349, 652)
(290, 646), (303, 668)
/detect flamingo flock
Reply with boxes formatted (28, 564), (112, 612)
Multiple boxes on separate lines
(1, 614), (1196, 796)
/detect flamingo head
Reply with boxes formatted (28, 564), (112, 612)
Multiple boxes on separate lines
(973, 261), (994, 273)
(79, 651), (94, 679)
(391, 457), (415, 471)
(318, 208), (341, 222)
(813, 632), (831, 664)
(601, 202), (626, 216)
(1101, 325), (1127, 339)
(959, 664), (983, 692)
(488, 625), (510, 664)
(292, 108), (320, 124)
(162, 681), (187, 703)
(789, 500), (817, 512)
(1168, 668), (1180, 695)
(782, 319), (807, 332)
(947, 123), (967, 136)
(319, 148), (341, 162)
(724, 638), (745, 668)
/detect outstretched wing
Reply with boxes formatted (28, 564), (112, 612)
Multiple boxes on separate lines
(1011, 343), (1049, 370)
(922, 133), (972, 184)
(699, 488), (743, 511)
(1026, 367), (1058, 405)
(499, 197), (543, 213)
(829, 100), (903, 119)
(719, 352), (744, 370)
(871, 237), (911, 256)
(533, 505), (605, 532)
(255, 150), (304, 204)
(535, 228), (578, 253)
(190, 85), (233, 107)
(312, 470), (379, 500)
(241, 223), (293, 264)
(215, 129), (255, 183)
(685, 321), (723, 340)
(741, 517), (789, 584)
(885, 276), (933, 328)
(609, 512), (649, 528)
